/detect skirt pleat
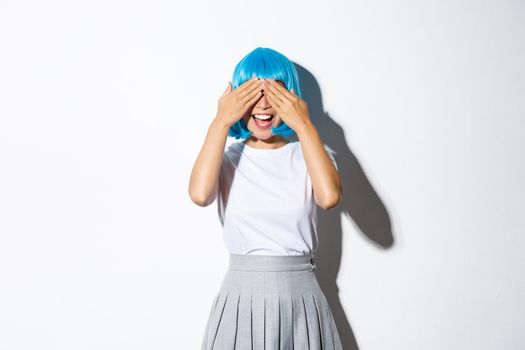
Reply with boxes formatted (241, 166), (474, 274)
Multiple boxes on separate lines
(279, 294), (293, 350)
(201, 254), (343, 350)
(251, 293), (265, 350)
(264, 295), (279, 349)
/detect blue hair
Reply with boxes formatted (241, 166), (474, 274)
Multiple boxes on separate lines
(228, 47), (302, 140)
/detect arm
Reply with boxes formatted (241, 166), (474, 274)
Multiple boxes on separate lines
(261, 79), (342, 210)
(187, 117), (230, 207)
(296, 121), (342, 210)
(188, 77), (264, 207)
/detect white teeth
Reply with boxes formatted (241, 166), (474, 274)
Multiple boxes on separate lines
(253, 114), (273, 120)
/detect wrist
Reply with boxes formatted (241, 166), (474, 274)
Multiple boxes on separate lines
(212, 115), (233, 131)
(294, 119), (316, 137)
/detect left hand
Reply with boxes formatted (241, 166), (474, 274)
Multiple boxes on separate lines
(262, 79), (311, 132)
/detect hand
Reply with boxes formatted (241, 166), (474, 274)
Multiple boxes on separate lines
(215, 77), (264, 127)
(262, 79), (311, 132)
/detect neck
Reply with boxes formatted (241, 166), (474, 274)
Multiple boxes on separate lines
(243, 136), (289, 149)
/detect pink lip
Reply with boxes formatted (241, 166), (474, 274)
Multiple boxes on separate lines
(253, 116), (273, 129)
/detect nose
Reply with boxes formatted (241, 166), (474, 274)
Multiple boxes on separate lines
(258, 92), (271, 108)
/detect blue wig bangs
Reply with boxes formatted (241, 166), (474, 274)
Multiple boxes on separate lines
(228, 47), (302, 140)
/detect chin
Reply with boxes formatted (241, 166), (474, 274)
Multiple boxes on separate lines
(250, 130), (274, 140)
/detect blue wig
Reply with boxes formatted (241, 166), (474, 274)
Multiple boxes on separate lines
(228, 47), (302, 140)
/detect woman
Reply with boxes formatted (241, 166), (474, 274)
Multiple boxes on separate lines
(189, 47), (343, 349)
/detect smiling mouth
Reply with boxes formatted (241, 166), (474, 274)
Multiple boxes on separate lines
(252, 114), (274, 121)
(252, 114), (274, 129)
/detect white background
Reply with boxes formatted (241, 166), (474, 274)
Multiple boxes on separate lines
(1, 0), (524, 349)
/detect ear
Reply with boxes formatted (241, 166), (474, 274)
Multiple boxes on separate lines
(290, 87), (295, 95)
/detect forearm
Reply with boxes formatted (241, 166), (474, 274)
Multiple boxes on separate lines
(296, 121), (342, 209)
(188, 116), (231, 206)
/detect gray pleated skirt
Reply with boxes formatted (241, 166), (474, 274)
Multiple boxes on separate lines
(201, 253), (343, 350)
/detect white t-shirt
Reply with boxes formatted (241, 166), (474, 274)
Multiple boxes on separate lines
(216, 140), (338, 256)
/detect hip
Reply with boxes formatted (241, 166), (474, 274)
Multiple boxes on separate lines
(218, 253), (322, 297)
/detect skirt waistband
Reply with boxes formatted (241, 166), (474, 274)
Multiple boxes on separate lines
(228, 253), (316, 272)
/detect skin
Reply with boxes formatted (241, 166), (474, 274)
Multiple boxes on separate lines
(188, 76), (342, 209)
(241, 80), (288, 149)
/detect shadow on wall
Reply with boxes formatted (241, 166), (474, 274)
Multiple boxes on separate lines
(293, 62), (395, 350)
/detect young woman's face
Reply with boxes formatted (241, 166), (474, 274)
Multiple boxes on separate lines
(242, 79), (286, 141)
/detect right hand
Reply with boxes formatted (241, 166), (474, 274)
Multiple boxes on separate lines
(215, 76), (264, 127)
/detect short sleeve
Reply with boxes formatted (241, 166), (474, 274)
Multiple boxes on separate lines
(216, 152), (227, 199)
(216, 152), (227, 222)
(216, 144), (236, 206)
(323, 144), (338, 172)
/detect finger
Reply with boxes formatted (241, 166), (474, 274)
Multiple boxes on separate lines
(235, 76), (259, 94)
(240, 79), (264, 102)
(264, 80), (287, 102)
(266, 94), (284, 119)
(241, 84), (264, 104)
(223, 81), (232, 96)
(263, 81), (285, 105)
(245, 89), (264, 107)
(263, 85), (283, 110)
(268, 79), (292, 101)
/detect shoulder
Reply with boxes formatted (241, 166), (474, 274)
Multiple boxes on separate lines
(221, 141), (244, 168)
(294, 141), (336, 158)
(224, 141), (243, 158)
